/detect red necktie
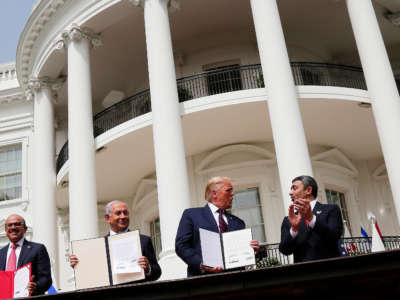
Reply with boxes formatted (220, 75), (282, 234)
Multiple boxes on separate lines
(218, 209), (228, 233)
(7, 243), (18, 271)
(305, 219), (309, 227)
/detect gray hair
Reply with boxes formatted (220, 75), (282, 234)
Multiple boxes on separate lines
(105, 200), (126, 216)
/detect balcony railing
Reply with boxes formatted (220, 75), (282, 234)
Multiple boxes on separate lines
(256, 236), (400, 268)
(56, 62), (368, 173)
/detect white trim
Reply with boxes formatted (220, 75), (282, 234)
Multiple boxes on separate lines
(312, 148), (359, 177)
(372, 164), (388, 181)
(195, 144), (275, 174)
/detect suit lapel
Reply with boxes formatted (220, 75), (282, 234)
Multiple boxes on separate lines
(17, 240), (30, 268)
(313, 201), (322, 215)
(226, 213), (237, 231)
(203, 205), (219, 232)
(0, 245), (8, 270)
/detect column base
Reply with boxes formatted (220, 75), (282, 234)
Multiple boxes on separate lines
(158, 249), (187, 280)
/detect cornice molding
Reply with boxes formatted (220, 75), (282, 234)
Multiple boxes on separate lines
(129, 0), (180, 12)
(0, 90), (26, 105)
(16, 0), (68, 87)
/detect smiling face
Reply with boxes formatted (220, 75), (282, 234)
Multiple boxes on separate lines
(210, 181), (234, 210)
(105, 201), (130, 233)
(5, 214), (27, 243)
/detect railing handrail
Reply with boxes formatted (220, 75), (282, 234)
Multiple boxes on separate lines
(56, 62), (369, 173)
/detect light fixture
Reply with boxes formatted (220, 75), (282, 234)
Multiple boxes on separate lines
(384, 11), (400, 27)
(96, 146), (107, 153)
(358, 102), (371, 108)
(61, 180), (69, 188)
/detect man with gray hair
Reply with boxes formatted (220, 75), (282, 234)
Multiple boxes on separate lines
(70, 200), (161, 282)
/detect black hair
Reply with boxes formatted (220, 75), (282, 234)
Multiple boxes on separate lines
(292, 175), (318, 198)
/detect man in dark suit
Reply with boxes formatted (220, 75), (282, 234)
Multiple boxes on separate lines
(0, 214), (52, 295)
(70, 200), (161, 281)
(279, 175), (343, 262)
(175, 176), (259, 277)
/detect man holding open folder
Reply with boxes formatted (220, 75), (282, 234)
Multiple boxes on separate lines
(0, 214), (52, 295)
(70, 200), (161, 282)
(175, 176), (259, 277)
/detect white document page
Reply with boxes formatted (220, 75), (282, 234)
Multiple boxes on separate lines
(13, 264), (30, 298)
(110, 236), (141, 274)
(222, 228), (255, 269)
(199, 228), (224, 268)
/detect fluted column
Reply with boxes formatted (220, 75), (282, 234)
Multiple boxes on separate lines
(250, 0), (313, 212)
(346, 0), (400, 226)
(134, 0), (189, 279)
(58, 25), (101, 241)
(28, 77), (64, 273)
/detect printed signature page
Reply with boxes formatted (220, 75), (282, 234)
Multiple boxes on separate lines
(222, 228), (255, 269)
(13, 264), (30, 298)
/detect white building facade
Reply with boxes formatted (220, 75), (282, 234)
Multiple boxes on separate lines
(0, 0), (399, 291)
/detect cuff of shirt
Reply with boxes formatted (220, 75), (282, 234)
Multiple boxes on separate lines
(145, 264), (152, 276)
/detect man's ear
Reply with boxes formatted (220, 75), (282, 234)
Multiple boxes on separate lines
(305, 186), (313, 196)
(105, 214), (110, 223)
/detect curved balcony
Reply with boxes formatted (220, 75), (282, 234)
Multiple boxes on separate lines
(56, 62), (368, 174)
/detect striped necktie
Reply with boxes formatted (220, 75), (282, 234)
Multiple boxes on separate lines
(218, 209), (228, 233)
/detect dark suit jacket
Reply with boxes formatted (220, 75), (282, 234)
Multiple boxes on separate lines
(175, 204), (245, 277)
(279, 201), (343, 262)
(106, 233), (161, 282)
(0, 240), (52, 295)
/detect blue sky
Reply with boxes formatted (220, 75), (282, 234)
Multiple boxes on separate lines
(0, 0), (36, 63)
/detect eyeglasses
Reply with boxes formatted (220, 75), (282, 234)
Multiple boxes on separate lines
(5, 222), (25, 228)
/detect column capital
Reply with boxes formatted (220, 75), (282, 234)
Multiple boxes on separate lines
(129, 0), (180, 12)
(56, 24), (102, 51)
(26, 76), (66, 102)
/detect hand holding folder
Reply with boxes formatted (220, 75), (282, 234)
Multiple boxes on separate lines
(0, 263), (31, 299)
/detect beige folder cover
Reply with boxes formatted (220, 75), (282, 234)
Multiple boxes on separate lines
(71, 230), (145, 289)
(72, 237), (109, 289)
(108, 230), (145, 284)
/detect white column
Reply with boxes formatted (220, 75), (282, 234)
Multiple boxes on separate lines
(61, 26), (101, 241)
(346, 0), (400, 226)
(142, 0), (189, 279)
(250, 0), (313, 212)
(29, 77), (60, 270)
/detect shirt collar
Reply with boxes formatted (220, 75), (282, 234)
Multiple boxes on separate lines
(310, 198), (318, 211)
(9, 237), (24, 248)
(109, 228), (129, 236)
(208, 202), (220, 214)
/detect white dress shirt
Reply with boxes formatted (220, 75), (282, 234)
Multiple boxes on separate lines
(290, 198), (317, 238)
(5, 237), (25, 268)
(208, 202), (228, 231)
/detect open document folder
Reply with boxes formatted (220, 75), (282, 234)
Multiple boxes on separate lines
(200, 228), (255, 270)
(0, 263), (31, 299)
(71, 230), (144, 289)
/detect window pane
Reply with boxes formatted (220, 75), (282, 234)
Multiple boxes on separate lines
(230, 188), (266, 241)
(325, 188), (351, 235)
(0, 144), (22, 201)
(251, 225), (266, 243)
(150, 218), (161, 259)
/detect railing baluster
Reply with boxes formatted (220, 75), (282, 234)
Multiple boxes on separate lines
(57, 62), (378, 172)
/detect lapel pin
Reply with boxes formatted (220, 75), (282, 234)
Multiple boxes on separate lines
(316, 210), (322, 215)
(27, 245), (31, 249)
